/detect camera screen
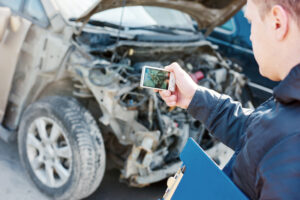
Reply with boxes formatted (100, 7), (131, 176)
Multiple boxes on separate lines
(143, 68), (170, 89)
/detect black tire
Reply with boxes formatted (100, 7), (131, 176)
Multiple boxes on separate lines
(18, 96), (106, 200)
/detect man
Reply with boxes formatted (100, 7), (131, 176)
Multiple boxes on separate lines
(158, 0), (300, 199)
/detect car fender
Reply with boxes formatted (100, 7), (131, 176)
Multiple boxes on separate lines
(0, 7), (31, 123)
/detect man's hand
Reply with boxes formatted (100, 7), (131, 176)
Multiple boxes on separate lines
(156, 62), (198, 109)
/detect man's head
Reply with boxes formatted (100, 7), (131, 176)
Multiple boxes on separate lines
(245, 0), (300, 81)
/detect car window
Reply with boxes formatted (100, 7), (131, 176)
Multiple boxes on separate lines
(91, 6), (195, 30)
(0, 0), (23, 11)
(213, 18), (236, 35)
(54, 0), (195, 31)
(219, 19), (235, 33)
(23, 0), (48, 25)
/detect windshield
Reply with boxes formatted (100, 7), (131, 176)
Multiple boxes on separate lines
(90, 6), (195, 30)
(54, 0), (195, 31)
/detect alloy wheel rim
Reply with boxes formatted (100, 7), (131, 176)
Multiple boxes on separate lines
(26, 117), (72, 188)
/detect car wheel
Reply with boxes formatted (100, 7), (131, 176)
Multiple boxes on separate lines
(18, 96), (105, 200)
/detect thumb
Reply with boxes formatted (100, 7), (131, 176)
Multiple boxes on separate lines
(165, 62), (182, 73)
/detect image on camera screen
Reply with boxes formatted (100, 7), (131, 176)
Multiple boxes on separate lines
(143, 68), (170, 89)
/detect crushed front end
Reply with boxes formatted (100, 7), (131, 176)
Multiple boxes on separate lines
(66, 27), (253, 187)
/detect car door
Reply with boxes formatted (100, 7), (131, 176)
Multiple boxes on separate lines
(0, 0), (31, 123)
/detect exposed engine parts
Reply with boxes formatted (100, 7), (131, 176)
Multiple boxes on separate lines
(69, 39), (253, 187)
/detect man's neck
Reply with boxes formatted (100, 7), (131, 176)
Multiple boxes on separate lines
(278, 22), (300, 80)
(279, 50), (300, 80)
(278, 29), (300, 80)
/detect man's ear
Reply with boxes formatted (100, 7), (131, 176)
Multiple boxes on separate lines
(271, 5), (289, 40)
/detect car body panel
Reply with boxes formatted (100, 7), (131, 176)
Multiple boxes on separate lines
(0, 7), (32, 122)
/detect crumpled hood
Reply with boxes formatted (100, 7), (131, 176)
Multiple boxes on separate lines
(274, 64), (300, 104)
(77, 0), (246, 35)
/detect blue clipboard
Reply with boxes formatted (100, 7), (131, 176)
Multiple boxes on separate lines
(162, 138), (248, 200)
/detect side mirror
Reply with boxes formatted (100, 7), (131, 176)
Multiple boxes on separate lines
(0, 7), (11, 42)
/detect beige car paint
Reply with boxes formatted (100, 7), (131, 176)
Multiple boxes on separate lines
(0, 7), (31, 123)
(0, 7), (10, 41)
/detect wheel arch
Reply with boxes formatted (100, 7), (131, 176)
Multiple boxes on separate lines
(2, 78), (75, 131)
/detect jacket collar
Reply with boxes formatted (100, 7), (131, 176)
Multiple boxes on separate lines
(273, 64), (300, 104)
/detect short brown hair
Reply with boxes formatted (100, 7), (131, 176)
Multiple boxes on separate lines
(253, 0), (300, 25)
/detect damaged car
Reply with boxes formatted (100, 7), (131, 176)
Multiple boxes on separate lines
(0, 0), (249, 199)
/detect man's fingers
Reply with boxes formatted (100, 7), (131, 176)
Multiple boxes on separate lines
(165, 65), (174, 72)
(158, 90), (177, 106)
(165, 62), (181, 72)
(153, 89), (159, 93)
(164, 95), (177, 103)
(159, 90), (171, 98)
(160, 94), (177, 107)
(167, 102), (177, 107)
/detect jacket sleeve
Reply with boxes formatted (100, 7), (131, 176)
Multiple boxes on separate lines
(187, 86), (253, 150)
(256, 133), (300, 200)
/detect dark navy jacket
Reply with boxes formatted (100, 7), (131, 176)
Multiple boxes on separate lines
(187, 64), (300, 199)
